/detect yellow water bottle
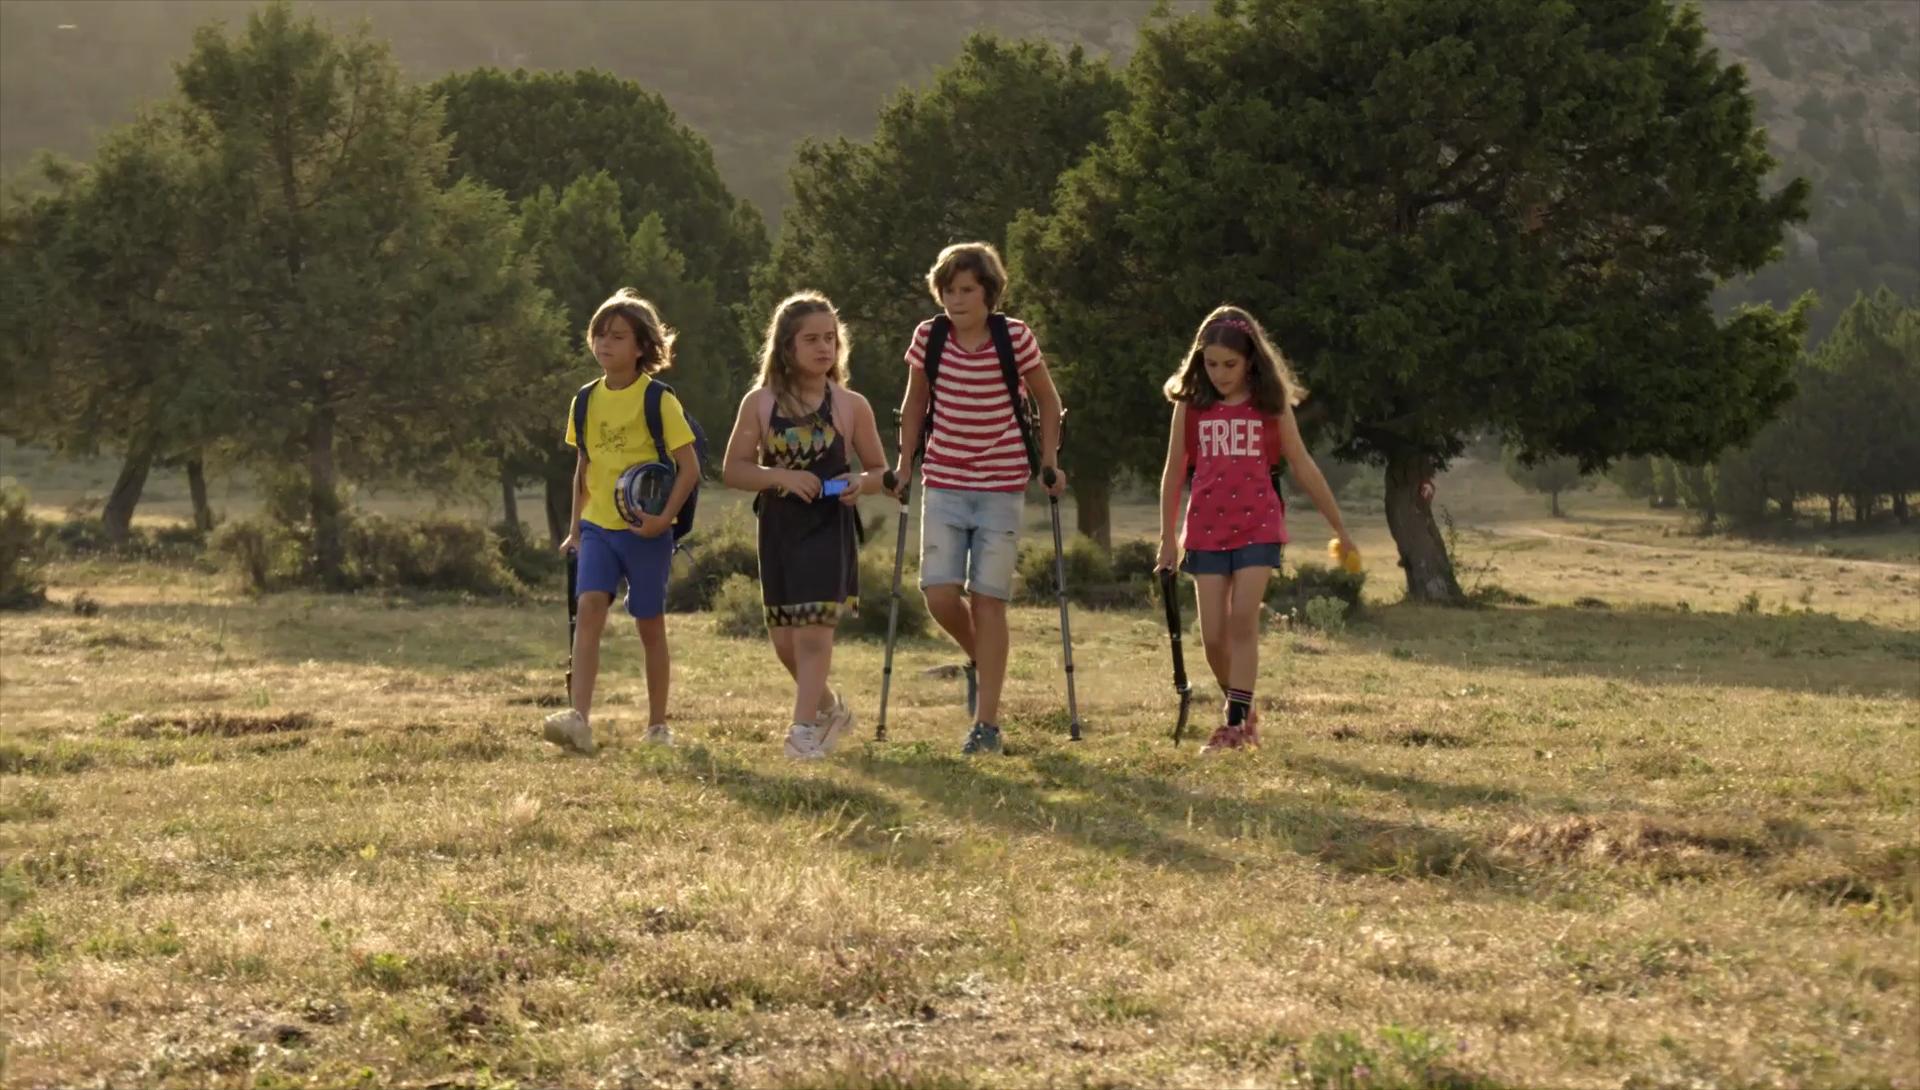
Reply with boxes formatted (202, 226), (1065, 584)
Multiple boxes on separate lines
(1327, 537), (1363, 574)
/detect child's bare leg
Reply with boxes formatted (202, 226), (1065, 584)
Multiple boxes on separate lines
(634, 615), (669, 725)
(570, 592), (613, 720)
(1193, 574), (1233, 693)
(1226, 567), (1270, 692)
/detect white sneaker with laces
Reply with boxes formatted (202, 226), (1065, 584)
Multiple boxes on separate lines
(784, 721), (826, 760)
(641, 723), (674, 747)
(818, 692), (855, 754)
(542, 708), (595, 755)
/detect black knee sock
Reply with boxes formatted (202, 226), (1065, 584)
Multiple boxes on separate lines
(1226, 688), (1253, 727)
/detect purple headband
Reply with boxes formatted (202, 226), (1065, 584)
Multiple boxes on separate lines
(1210, 316), (1254, 336)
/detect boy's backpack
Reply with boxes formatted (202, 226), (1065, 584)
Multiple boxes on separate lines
(919, 313), (1039, 477)
(573, 376), (709, 546)
(1184, 407), (1287, 505)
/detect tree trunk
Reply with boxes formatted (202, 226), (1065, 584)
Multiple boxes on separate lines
(544, 459), (573, 545)
(1549, 489), (1562, 518)
(1383, 450), (1462, 604)
(308, 408), (345, 587)
(102, 435), (157, 544)
(1895, 494), (1910, 524)
(1072, 471), (1112, 549)
(1827, 494), (1840, 529)
(186, 456), (214, 532)
(499, 464), (523, 542)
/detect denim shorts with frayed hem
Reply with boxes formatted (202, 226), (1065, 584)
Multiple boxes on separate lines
(919, 486), (1023, 601)
(1181, 542), (1283, 577)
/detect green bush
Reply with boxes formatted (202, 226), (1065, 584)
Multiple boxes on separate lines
(495, 522), (565, 589)
(1303, 594), (1349, 636)
(711, 573), (765, 639)
(342, 515), (523, 595)
(841, 545), (931, 641)
(1269, 561), (1366, 616)
(209, 518), (303, 593)
(666, 517), (759, 612)
(0, 481), (47, 611)
(212, 513), (524, 596)
(36, 517), (207, 563)
(1015, 535), (1114, 605)
(1109, 537), (1161, 583)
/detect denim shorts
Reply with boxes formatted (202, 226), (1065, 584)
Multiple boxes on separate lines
(1181, 542), (1283, 577)
(920, 487), (1023, 601)
(577, 521), (674, 619)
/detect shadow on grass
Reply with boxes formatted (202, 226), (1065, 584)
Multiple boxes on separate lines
(850, 742), (1528, 890)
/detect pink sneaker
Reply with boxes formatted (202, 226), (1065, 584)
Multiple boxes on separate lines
(1202, 723), (1248, 754)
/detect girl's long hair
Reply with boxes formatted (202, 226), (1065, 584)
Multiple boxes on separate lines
(753, 291), (851, 408)
(1161, 305), (1303, 413)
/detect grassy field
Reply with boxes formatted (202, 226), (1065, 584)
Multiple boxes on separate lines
(2, 462), (1916, 1088)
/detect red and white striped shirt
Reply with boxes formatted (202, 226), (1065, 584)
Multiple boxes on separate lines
(904, 317), (1044, 493)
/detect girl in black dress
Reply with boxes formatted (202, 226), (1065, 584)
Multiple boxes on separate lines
(721, 292), (889, 759)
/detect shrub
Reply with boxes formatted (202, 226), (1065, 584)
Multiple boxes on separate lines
(0, 481), (47, 611)
(841, 545), (931, 641)
(666, 517), (759, 612)
(1015, 535), (1114, 605)
(1269, 561), (1366, 616)
(495, 522), (564, 589)
(341, 515), (523, 595)
(36, 517), (207, 563)
(209, 517), (303, 593)
(1109, 537), (1160, 583)
(1303, 595), (1349, 636)
(711, 573), (764, 639)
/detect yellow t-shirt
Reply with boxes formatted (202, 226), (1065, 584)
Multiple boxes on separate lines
(566, 375), (696, 531)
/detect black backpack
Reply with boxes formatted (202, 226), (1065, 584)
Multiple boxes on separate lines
(572, 376), (709, 546)
(919, 313), (1039, 476)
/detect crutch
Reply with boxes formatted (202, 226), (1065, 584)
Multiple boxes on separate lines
(564, 547), (579, 698)
(1041, 467), (1083, 741)
(1157, 568), (1194, 745)
(875, 469), (911, 741)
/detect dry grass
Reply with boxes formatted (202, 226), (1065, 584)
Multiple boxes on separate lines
(2, 478), (1916, 1089)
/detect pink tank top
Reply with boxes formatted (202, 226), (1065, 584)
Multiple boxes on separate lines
(1181, 400), (1288, 551)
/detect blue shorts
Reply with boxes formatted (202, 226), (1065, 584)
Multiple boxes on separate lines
(920, 487), (1023, 601)
(1182, 542), (1283, 577)
(577, 521), (673, 619)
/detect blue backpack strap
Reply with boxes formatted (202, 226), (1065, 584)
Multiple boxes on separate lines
(572, 378), (600, 460)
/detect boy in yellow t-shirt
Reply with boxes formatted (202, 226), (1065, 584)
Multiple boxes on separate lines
(543, 289), (700, 756)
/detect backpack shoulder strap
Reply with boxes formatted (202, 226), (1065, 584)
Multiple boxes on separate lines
(987, 314), (1039, 477)
(922, 316), (951, 387)
(572, 378), (601, 461)
(644, 379), (669, 464)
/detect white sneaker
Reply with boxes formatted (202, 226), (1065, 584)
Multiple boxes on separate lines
(784, 721), (826, 760)
(819, 692), (855, 754)
(542, 708), (595, 755)
(641, 723), (674, 747)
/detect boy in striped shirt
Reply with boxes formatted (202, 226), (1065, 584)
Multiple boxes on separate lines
(893, 242), (1067, 756)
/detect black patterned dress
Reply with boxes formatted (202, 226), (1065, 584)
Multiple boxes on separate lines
(757, 386), (858, 627)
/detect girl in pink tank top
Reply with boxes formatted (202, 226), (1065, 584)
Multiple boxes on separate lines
(1155, 306), (1359, 753)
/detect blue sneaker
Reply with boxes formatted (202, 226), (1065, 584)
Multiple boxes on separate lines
(961, 721), (1003, 756)
(963, 662), (979, 719)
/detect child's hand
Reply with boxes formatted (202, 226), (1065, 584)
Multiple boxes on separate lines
(1155, 541), (1178, 572)
(778, 470), (822, 501)
(557, 533), (578, 556)
(836, 474), (861, 507)
(633, 512), (674, 539)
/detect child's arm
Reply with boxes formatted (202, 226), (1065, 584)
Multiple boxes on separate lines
(561, 449), (586, 554)
(1025, 362), (1067, 496)
(720, 390), (820, 500)
(844, 392), (889, 502)
(893, 367), (930, 495)
(1275, 405), (1355, 552)
(1157, 402), (1189, 571)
